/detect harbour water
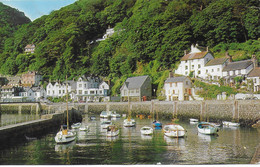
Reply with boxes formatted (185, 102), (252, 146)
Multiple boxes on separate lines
(0, 113), (259, 165)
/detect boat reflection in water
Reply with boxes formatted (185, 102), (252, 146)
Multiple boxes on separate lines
(164, 136), (186, 146)
(106, 135), (119, 142)
(77, 131), (88, 141)
(197, 133), (217, 142)
(154, 126), (162, 130)
(55, 140), (76, 152)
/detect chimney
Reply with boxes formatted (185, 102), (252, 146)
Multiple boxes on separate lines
(226, 52), (232, 63)
(206, 46), (208, 52)
(169, 71), (174, 78)
(184, 50), (187, 55)
(252, 55), (258, 68)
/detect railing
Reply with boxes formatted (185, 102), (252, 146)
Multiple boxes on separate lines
(0, 115), (41, 127)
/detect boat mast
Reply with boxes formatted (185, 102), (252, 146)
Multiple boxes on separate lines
(66, 75), (69, 129)
(128, 89), (130, 121)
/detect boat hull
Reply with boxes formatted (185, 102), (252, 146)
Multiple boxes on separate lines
(123, 119), (136, 127)
(223, 121), (240, 127)
(140, 126), (153, 135)
(197, 122), (218, 135)
(163, 124), (185, 138)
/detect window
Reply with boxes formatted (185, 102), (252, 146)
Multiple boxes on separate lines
(217, 68), (220, 72)
(79, 90), (82, 95)
(212, 69), (214, 72)
(136, 89), (139, 93)
(90, 91), (95, 94)
(186, 81), (189, 85)
(59, 90), (61, 94)
(172, 90), (175, 94)
(185, 72), (188, 75)
(124, 90), (127, 95)
(84, 84), (86, 88)
(198, 70), (201, 74)
(198, 64), (201, 68)
(79, 84), (82, 88)
(85, 91), (87, 94)
(192, 65), (194, 69)
(206, 70), (208, 73)
(63, 90), (65, 93)
(131, 90), (134, 94)
(185, 66), (188, 70)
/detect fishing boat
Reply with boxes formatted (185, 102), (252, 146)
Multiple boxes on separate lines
(55, 76), (76, 144)
(71, 122), (81, 129)
(106, 125), (119, 137)
(140, 126), (153, 135)
(163, 123), (186, 138)
(197, 122), (218, 135)
(222, 121), (240, 127)
(111, 111), (121, 118)
(100, 111), (111, 118)
(101, 120), (112, 129)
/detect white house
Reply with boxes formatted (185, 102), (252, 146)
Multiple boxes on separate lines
(76, 76), (110, 102)
(46, 81), (73, 98)
(164, 76), (192, 101)
(24, 44), (35, 54)
(31, 87), (46, 101)
(175, 44), (214, 79)
(204, 57), (228, 80)
(247, 67), (260, 92)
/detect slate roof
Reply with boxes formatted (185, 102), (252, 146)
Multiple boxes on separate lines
(248, 67), (260, 77)
(165, 76), (189, 83)
(223, 60), (253, 71)
(67, 80), (77, 90)
(205, 58), (228, 66)
(124, 75), (149, 89)
(180, 51), (209, 61)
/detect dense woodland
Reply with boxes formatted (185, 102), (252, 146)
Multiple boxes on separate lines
(0, 0), (259, 96)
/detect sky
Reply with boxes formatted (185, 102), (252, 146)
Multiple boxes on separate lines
(0, 0), (77, 21)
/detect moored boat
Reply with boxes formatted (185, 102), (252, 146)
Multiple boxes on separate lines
(55, 125), (76, 144)
(101, 120), (112, 129)
(163, 123), (186, 138)
(140, 126), (153, 135)
(106, 125), (119, 137)
(111, 111), (121, 118)
(190, 118), (199, 122)
(153, 120), (162, 127)
(71, 122), (81, 129)
(222, 121), (240, 127)
(123, 118), (136, 127)
(79, 125), (89, 131)
(197, 122), (218, 135)
(100, 111), (111, 118)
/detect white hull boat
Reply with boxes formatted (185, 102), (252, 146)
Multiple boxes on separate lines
(163, 124), (186, 138)
(79, 125), (89, 131)
(71, 122), (81, 129)
(123, 119), (136, 127)
(140, 126), (153, 135)
(111, 111), (121, 118)
(190, 118), (199, 122)
(101, 120), (112, 129)
(106, 125), (119, 137)
(197, 122), (218, 135)
(100, 111), (111, 118)
(55, 129), (76, 144)
(222, 121), (240, 127)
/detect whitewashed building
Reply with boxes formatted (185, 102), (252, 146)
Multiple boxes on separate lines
(46, 81), (76, 99)
(247, 67), (260, 92)
(24, 44), (35, 54)
(175, 44), (214, 79)
(204, 57), (228, 80)
(164, 76), (192, 101)
(76, 76), (110, 102)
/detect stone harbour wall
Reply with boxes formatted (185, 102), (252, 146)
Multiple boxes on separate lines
(86, 100), (260, 126)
